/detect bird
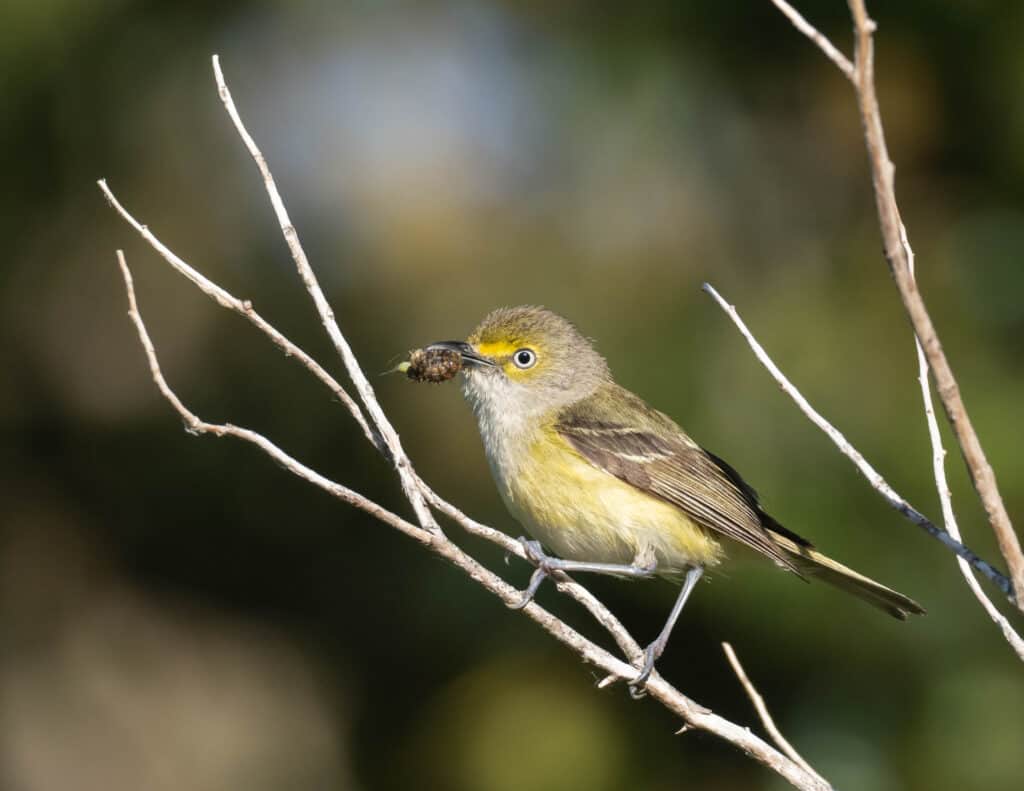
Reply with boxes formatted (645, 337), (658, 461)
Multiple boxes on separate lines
(423, 305), (924, 693)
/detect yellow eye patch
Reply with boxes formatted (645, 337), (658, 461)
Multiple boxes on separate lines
(474, 340), (521, 360)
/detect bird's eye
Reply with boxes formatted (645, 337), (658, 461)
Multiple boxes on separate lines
(512, 348), (537, 369)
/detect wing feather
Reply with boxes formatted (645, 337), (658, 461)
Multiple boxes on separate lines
(556, 387), (804, 574)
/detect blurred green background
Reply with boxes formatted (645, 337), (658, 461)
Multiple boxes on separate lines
(4, 1), (1024, 789)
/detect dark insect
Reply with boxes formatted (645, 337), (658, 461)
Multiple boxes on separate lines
(400, 347), (462, 383)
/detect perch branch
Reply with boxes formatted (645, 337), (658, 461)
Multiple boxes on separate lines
(723, 642), (825, 784)
(414, 473), (645, 664)
(114, 247), (829, 791)
(703, 283), (1013, 604)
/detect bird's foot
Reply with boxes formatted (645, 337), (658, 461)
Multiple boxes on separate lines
(510, 538), (554, 610)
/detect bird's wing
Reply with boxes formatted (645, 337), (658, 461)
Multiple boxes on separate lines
(556, 387), (806, 574)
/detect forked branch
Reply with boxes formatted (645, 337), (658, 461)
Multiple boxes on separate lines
(761, 0), (1024, 644)
(847, 0), (1024, 605)
(767, 1), (1023, 610)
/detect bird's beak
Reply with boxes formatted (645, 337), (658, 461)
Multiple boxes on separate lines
(424, 340), (496, 369)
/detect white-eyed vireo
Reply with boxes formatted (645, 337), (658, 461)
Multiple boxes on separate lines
(425, 306), (924, 693)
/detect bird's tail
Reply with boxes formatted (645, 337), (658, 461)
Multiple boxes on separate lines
(768, 529), (926, 620)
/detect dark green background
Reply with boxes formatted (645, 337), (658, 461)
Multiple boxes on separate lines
(4, 1), (1023, 789)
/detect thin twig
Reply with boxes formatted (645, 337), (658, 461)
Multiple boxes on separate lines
(842, 0), (1024, 608)
(722, 643), (826, 784)
(768, 0), (854, 80)
(210, 54), (438, 535)
(904, 230), (1024, 660)
(116, 251), (408, 535)
(115, 246), (829, 791)
(97, 180), (386, 457)
(702, 282), (1014, 604)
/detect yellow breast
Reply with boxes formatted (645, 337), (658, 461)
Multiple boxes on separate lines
(492, 426), (723, 575)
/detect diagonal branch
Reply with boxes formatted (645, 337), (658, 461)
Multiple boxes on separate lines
(768, 0), (854, 80)
(114, 248), (829, 791)
(767, 0), (1024, 612)
(703, 283), (1014, 604)
(904, 233), (1024, 660)
(210, 55), (438, 535)
(116, 251), (411, 537)
(843, 0), (1024, 608)
(97, 180), (386, 456)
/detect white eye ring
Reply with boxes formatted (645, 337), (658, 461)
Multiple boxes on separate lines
(512, 348), (537, 369)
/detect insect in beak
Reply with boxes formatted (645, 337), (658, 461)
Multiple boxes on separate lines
(425, 341), (496, 369)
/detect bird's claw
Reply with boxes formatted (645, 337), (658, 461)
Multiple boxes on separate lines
(510, 567), (548, 609)
(627, 645), (658, 699)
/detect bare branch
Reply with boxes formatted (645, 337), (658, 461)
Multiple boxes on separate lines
(768, 0), (1022, 616)
(722, 642), (826, 784)
(768, 0), (854, 80)
(842, 0), (1024, 607)
(210, 54), (438, 535)
(114, 245), (830, 791)
(98, 180), (385, 457)
(702, 282), (1014, 604)
(904, 231), (1024, 660)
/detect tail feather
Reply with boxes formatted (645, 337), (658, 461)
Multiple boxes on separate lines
(768, 530), (926, 620)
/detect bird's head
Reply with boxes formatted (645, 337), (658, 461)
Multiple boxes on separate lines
(425, 306), (610, 423)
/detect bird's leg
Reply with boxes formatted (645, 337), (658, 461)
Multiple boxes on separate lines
(510, 538), (658, 610)
(629, 565), (704, 698)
